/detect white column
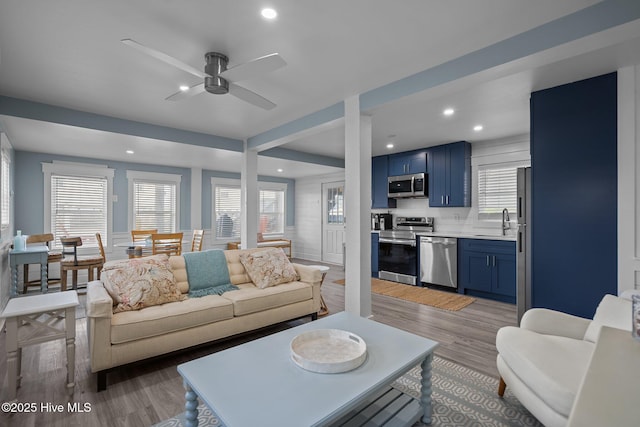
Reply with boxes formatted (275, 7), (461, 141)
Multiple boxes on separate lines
(618, 65), (640, 293)
(241, 141), (258, 249)
(344, 95), (372, 317)
(190, 167), (202, 230)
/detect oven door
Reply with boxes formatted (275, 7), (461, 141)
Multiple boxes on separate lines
(378, 237), (417, 285)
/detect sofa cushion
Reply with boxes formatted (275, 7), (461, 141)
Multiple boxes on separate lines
(101, 255), (184, 313)
(496, 326), (594, 417)
(110, 295), (234, 344)
(583, 294), (632, 343)
(169, 255), (189, 294)
(222, 281), (313, 316)
(238, 248), (298, 288)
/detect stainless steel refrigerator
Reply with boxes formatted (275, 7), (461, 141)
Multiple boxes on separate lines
(516, 167), (531, 324)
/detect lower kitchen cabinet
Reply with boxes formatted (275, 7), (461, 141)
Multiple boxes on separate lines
(458, 239), (516, 303)
(371, 232), (379, 278)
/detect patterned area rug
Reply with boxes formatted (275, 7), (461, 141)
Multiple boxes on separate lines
(334, 278), (476, 311)
(155, 356), (542, 427)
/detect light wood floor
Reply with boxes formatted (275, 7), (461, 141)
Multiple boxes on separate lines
(0, 260), (516, 427)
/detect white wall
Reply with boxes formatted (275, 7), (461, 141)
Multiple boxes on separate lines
(618, 65), (640, 293)
(294, 171), (345, 262)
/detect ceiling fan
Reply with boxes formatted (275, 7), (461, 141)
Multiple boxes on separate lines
(121, 38), (286, 110)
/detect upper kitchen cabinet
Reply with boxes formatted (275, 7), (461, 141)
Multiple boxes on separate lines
(388, 150), (427, 176)
(428, 141), (471, 207)
(371, 155), (397, 209)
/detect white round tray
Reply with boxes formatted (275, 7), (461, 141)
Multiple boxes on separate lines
(290, 329), (367, 373)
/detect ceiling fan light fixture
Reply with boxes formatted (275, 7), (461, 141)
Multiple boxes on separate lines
(261, 8), (277, 20)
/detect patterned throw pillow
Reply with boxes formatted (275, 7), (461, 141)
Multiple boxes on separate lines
(101, 254), (184, 313)
(239, 248), (299, 289)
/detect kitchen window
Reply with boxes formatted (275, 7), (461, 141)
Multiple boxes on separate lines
(477, 166), (517, 220)
(127, 171), (181, 233)
(42, 161), (114, 249)
(212, 178), (286, 240)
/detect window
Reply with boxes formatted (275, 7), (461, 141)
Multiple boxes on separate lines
(43, 162), (114, 249)
(477, 166), (517, 220)
(212, 179), (286, 240)
(259, 189), (285, 234)
(1, 147), (10, 231)
(127, 171), (181, 233)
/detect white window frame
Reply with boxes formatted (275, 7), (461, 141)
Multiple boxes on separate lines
(211, 178), (287, 241)
(1, 133), (12, 238)
(473, 160), (529, 224)
(42, 161), (114, 249)
(126, 170), (181, 233)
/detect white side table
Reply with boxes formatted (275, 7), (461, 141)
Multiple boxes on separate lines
(307, 265), (330, 316)
(0, 291), (79, 400)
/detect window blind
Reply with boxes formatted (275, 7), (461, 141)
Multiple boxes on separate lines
(1, 150), (9, 229)
(51, 174), (107, 248)
(259, 189), (284, 234)
(477, 167), (517, 219)
(133, 180), (177, 232)
(214, 184), (241, 239)
(213, 183), (286, 239)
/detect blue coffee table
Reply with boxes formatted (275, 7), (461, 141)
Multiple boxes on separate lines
(178, 311), (438, 426)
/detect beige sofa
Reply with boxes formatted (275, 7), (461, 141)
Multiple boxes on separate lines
(85, 248), (322, 390)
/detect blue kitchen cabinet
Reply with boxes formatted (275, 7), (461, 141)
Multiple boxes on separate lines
(388, 150), (427, 176)
(530, 72), (617, 318)
(458, 239), (516, 303)
(427, 141), (471, 207)
(371, 156), (397, 209)
(371, 232), (379, 278)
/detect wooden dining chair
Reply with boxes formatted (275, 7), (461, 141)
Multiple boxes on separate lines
(191, 229), (204, 252)
(60, 236), (104, 291)
(151, 232), (183, 256)
(96, 232), (106, 261)
(130, 229), (157, 257)
(22, 233), (63, 293)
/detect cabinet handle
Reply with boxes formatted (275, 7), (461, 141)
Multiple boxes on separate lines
(492, 256), (496, 267)
(441, 195), (444, 204)
(486, 255), (490, 266)
(446, 195), (449, 205)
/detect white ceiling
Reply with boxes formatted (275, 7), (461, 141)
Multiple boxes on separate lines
(1, 0), (639, 178)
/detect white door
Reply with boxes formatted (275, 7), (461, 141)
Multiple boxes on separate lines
(322, 181), (345, 264)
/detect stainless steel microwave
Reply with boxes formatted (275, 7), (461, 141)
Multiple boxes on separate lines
(388, 173), (428, 198)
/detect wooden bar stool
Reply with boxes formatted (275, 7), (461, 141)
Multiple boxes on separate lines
(60, 237), (104, 291)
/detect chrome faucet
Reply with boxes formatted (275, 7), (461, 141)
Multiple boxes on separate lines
(502, 208), (510, 236)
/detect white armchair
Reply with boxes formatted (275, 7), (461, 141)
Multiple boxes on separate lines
(496, 294), (632, 427)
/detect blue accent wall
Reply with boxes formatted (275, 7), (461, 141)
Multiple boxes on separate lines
(15, 151), (192, 233)
(14, 151), (296, 235)
(530, 72), (617, 318)
(201, 169), (295, 229)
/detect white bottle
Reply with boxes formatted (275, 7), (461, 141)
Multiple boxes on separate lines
(14, 230), (25, 251)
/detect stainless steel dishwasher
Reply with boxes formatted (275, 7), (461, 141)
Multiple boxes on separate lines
(419, 236), (457, 288)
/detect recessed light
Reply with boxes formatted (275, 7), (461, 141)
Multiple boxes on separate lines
(126, 150), (134, 154)
(261, 8), (277, 19)
(179, 85), (189, 92)
(443, 108), (455, 116)
(386, 143), (394, 149)
(277, 168), (283, 173)
(473, 125), (483, 132)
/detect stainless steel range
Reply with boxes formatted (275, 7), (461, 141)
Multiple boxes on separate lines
(378, 216), (434, 286)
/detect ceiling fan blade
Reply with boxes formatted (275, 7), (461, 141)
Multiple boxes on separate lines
(165, 83), (206, 101)
(229, 84), (276, 110)
(121, 38), (206, 78)
(220, 53), (286, 82)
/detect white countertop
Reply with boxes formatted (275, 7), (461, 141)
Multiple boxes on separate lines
(371, 229), (516, 241)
